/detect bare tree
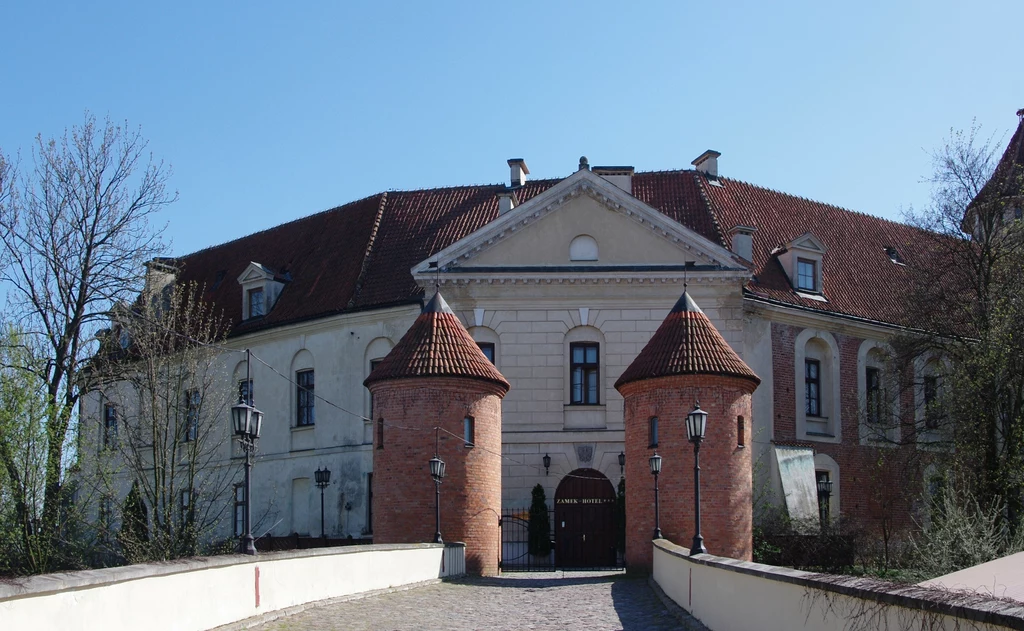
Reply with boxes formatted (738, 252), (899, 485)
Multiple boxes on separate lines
(0, 113), (174, 569)
(899, 119), (1024, 531)
(89, 280), (235, 561)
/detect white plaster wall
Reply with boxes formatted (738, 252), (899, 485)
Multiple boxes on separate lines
(0, 544), (454, 631)
(652, 540), (1006, 631)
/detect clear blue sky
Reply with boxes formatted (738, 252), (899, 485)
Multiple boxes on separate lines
(1, 1), (1021, 257)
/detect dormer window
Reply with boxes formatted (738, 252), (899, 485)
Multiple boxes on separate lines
(797, 259), (817, 291)
(238, 262), (288, 320)
(248, 288), (265, 318)
(777, 232), (826, 300)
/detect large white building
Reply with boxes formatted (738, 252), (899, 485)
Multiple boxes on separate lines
(79, 117), (1024, 557)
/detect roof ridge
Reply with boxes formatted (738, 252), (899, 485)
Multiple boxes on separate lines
(346, 192), (389, 310)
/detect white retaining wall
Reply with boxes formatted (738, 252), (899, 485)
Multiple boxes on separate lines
(0, 543), (463, 631)
(652, 539), (1024, 631)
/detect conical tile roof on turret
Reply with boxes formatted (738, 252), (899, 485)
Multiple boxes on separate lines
(363, 290), (510, 392)
(970, 111), (1024, 210)
(614, 291), (761, 390)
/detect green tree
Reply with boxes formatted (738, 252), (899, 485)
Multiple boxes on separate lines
(527, 484), (551, 557)
(118, 480), (149, 563)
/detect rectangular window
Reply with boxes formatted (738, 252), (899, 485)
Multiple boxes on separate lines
(238, 379), (253, 405)
(234, 484), (245, 537)
(180, 489), (194, 525)
(816, 471), (831, 525)
(737, 416), (745, 447)
(184, 389), (200, 441)
(99, 496), (114, 542)
(477, 342), (495, 364)
(924, 375), (939, 430)
(797, 258), (817, 292)
(368, 359), (383, 419)
(649, 416), (659, 448)
(866, 366), (881, 425)
(464, 416), (474, 446)
(248, 287), (265, 318)
(570, 342), (600, 405)
(296, 369), (315, 426)
(366, 473), (373, 534)
(103, 404), (118, 448)
(805, 359), (821, 417)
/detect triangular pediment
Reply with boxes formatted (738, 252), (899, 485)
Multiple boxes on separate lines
(237, 262), (274, 285)
(413, 169), (746, 280)
(787, 232), (827, 254)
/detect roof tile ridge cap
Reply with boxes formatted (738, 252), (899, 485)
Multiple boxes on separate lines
(177, 192), (387, 260)
(717, 174), (919, 230)
(691, 172), (730, 249)
(347, 192), (389, 309)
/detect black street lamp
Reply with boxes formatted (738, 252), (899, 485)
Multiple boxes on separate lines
(231, 349), (264, 556)
(686, 401), (708, 556)
(543, 453), (551, 476)
(649, 451), (663, 539)
(618, 451), (626, 479)
(429, 454), (446, 543)
(315, 466), (331, 538)
(817, 477), (833, 527)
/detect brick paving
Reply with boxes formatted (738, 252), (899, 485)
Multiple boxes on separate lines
(253, 571), (705, 631)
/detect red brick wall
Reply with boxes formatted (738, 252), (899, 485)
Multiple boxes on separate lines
(369, 376), (505, 576)
(770, 322), (923, 536)
(619, 375), (755, 571)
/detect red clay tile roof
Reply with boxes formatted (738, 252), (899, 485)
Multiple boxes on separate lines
(970, 115), (1024, 209)
(614, 291), (761, 390)
(363, 291), (510, 392)
(698, 174), (929, 326)
(172, 165), (940, 335)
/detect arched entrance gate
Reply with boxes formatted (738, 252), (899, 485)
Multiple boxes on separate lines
(500, 468), (622, 571)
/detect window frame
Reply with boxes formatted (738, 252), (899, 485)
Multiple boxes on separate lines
(648, 416), (659, 448)
(805, 358), (822, 418)
(463, 415), (475, 447)
(296, 369), (315, 427)
(477, 342), (495, 365)
(923, 374), (940, 430)
(103, 404), (118, 448)
(248, 287), (265, 318)
(797, 258), (817, 292)
(184, 389), (200, 442)
(569, 342), (600, 405)
(865, 366), (882, 426)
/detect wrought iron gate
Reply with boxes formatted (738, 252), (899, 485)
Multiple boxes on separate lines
(499, 508), (555, 571)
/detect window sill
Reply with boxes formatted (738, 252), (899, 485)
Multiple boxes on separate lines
(795, 291), (828, 302)
(564, 404), (605, 410)
(292, 424), (315, 432)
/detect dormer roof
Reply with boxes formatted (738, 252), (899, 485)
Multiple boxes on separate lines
(614, 291), (760, 390)
(363, 290), (510, 392)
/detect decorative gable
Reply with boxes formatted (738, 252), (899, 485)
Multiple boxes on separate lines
(776, 232), (827, 298)
(237, 262), (289, 320)
(412, 168), (748, 287)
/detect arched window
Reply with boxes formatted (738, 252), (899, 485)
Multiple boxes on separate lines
(649, 416), (659, 448)
(794, 329), (841, 443)
(857, 340), (899, 445)
(569, 235), (599, 261)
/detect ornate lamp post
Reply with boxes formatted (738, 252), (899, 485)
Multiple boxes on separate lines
(618, 451), (626, 479)
(649, 452), (663, 539)
(315, 466), (331, 538)
(686, 401), (708, 556)
(543, 453), (551, 476)
(429, 454), (446, 543)
(231, 349), (264, 555)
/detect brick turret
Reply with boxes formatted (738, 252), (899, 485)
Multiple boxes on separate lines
(615, 291), (760, 571)
(365, 291), (509, 575)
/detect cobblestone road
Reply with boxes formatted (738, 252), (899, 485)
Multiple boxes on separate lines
(253, 571), (704, 631)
